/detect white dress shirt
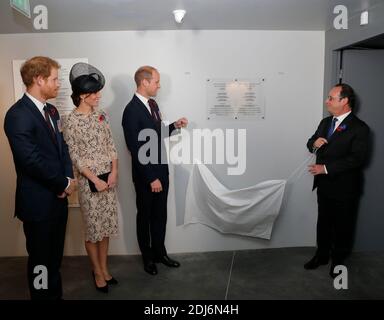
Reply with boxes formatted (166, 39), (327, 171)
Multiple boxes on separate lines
(25, 92), (55, 130)
(332, 111), (351, 133)
(135, 92), (152, 115)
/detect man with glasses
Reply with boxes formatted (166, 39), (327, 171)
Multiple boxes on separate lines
(305, 83), (370, 278)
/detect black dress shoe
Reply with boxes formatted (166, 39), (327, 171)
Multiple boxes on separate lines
(329, 265), (338, 278)
(156, 255), (180, 268)
(106, 277), (118, 285)
(144, 261), (158, 275)
(92, 272), (108, 293)
(304, 255), (329, 270)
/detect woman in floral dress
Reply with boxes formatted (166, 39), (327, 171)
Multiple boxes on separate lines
(63, 63), (118, 293)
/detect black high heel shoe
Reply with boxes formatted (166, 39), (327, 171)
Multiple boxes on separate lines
(106, 277), (118, 285)
(92, 271), (108, 293)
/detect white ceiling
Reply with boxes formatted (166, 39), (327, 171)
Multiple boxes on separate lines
(0, 0), (380, 34)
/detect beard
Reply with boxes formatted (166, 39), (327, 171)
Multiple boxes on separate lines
(42, 87), (59, 100)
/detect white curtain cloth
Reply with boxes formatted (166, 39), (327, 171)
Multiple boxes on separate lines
(184, 163), (287, 239)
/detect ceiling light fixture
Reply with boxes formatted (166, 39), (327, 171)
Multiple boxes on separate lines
(173, 9), (186, 23)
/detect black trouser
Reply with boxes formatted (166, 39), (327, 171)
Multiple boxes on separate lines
(23, 209), (68, 300)
(316, 190), (359, 263)
(134, 179), (169, 262)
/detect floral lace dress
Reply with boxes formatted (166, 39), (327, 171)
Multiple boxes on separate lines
(63, 109), (118, 243)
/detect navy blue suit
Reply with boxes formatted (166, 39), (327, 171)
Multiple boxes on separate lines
(122, 95), (176, 261)
(307, 113), (370, 262)
(4, 94), (73, 299)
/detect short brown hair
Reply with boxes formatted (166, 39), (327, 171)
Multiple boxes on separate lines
(134, 66), (157, 87)
(335, 83), (356, 109)
(20, 56), (60, 88)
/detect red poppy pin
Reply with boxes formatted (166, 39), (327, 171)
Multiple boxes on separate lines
(336, 124), (347, 132)
(99, 114), (105, 122)
(49, 107), (56, 117)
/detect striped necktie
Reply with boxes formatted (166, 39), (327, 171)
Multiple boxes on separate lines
(148, 99), (161, 122)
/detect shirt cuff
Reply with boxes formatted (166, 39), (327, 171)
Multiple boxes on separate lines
(324, 165), (328, 174)
(65, 177), (71, 191)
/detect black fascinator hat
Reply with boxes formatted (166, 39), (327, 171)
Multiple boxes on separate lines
(69, 62), (105, 95)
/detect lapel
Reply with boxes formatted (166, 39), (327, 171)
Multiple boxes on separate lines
(321, 116), (333, 138)
(22, 94), (60, 152)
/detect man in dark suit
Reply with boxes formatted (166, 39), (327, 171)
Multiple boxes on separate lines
(305, 83), (370, 278)
(4, 56), (76, 299)
(122, 66), (188, 275)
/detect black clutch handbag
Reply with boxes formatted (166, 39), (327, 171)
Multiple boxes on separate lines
(88, 172), (110, 192)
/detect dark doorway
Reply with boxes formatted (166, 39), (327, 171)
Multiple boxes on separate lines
(338, 42), (384, 251)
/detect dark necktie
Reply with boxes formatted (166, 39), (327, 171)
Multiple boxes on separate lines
(148, 99), (161, 123)
(326, 117), (338, 139)
(43, 105), (56, 142)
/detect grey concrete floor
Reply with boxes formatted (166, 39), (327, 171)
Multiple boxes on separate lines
(0, 247), (383, 300)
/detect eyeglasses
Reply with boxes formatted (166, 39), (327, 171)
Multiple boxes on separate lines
(327, 95), (341, 101)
